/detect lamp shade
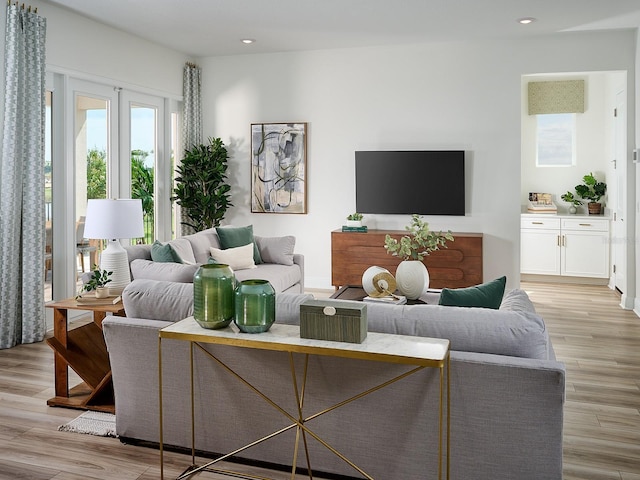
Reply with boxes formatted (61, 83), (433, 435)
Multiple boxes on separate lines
(83, 199), (144, 240)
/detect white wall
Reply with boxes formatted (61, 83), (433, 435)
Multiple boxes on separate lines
(521, 72), (621, 213)
(41, 0), (188, 97)
(200, 31), (637, 290)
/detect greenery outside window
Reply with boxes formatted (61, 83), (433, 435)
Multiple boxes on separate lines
(536, 113), (576, 167)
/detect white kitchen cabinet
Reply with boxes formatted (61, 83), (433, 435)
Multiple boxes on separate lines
(521, 215), (610, 279)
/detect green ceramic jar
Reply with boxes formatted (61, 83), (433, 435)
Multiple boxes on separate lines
(193, 264), (235, 329)
(234, 279), (275, 333)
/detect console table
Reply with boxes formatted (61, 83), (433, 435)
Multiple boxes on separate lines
(332, 229), (483, 289)
(159, 318), (450, 480)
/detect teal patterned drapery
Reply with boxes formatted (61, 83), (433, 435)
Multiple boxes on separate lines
(180, 62), (202, 235)
(182, 62), (202, 151)
(0, 3), (47, 349)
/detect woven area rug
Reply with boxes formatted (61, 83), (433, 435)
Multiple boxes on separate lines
(58, 411), (117, 438)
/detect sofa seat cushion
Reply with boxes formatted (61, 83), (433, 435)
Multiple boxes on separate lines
(363, 302), (551, 360)
(131, 259), (199, 283)
(234, 264), (302, 294)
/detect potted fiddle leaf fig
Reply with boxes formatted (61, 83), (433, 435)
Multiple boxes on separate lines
(574, 172), (606, 215)
(384, 214), (454, 300)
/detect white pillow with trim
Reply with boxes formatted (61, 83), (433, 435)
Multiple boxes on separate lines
(209, 243), (256, 271)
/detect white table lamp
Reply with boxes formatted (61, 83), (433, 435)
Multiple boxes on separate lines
(83, 199), (144, 294)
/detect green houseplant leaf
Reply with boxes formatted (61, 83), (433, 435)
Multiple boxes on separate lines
(575, 172), (606, 203)
(172, 137), (233, 232)
(384, 214), (454, 262)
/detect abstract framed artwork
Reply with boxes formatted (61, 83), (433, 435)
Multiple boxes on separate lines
(251, 122), (307, 214)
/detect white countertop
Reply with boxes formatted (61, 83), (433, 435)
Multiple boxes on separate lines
(521, 205), (611, 220)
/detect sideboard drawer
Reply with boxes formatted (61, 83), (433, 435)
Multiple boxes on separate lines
(521, 217), (561, 230)
(561, 218), (609, 231)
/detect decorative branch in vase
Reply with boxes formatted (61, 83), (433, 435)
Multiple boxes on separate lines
(384, 214), (454, 300)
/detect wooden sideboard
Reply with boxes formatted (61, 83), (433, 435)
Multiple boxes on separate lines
(331, 229), (483, 289)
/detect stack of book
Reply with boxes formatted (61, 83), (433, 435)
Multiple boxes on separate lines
(363, 294), (407, 305)
(527, 192), (557, 213)
(341, 225), (368, 232)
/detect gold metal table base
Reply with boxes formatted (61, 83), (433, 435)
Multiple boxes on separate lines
(159, 321), (450, 480)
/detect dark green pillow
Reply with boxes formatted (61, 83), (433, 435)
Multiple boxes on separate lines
(438, 276), (507, 309)
(215, 225), (263, 264)
(150, 240), (181, 263)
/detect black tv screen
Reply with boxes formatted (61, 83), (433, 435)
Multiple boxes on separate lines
(355, 150), (465, 216)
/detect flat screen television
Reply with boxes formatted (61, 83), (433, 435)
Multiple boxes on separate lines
(355, 150), (465, 216)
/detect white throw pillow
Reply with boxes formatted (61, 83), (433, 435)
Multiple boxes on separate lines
(209, 243), (256, 271)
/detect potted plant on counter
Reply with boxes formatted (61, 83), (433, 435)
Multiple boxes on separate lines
(346, 212), (364, 227)
(384, 214), (454, 300)
(560, 191), (582, 215)
(574, 172), (606, 215)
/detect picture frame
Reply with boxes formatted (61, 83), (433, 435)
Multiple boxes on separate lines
(251, 122), (307, 214)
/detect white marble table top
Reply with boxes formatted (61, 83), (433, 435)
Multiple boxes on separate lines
(160, 317), (449, 366)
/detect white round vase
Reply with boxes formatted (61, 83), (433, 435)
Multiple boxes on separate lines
(395, 260), (430, 300)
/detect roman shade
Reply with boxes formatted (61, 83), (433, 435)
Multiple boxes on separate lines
(528, 80), (585, 115)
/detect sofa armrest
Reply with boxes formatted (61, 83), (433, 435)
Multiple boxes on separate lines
(122, 279), (194, 322)
(293, 254), (304, 291)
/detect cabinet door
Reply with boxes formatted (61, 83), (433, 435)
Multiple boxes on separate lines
(521, 229), (561, 275)
(561, 231), (610, 278)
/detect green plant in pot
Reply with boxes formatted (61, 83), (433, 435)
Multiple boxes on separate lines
(574, 172), (606, 215)
(77, 266), (113, 299)
(346, 212), (364, 227)
(560, 191), (582, 214)
(384, 214), (454, 300)
(173, 137), (233, 234)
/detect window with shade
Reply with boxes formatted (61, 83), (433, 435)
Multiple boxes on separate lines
(528, 79), (584, 168)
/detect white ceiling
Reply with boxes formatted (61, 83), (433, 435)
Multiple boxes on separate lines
(44, 0), (640, 58)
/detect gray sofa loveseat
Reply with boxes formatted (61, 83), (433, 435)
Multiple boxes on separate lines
(122, 226), (304, 320)
(102, 288), (565, 480)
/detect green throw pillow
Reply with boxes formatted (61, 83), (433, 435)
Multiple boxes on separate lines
(438, 276), (507, 309)
(150, 240), (182, 263)
(216, 225), (263, 264)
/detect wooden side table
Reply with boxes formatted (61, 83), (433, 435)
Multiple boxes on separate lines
(46, 297), (125, 413)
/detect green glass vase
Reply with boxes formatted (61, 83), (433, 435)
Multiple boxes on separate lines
(234, 279), (275, 333)
(193, 264), (235, 329)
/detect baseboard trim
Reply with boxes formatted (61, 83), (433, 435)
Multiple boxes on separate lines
(521, 274), (609, 286)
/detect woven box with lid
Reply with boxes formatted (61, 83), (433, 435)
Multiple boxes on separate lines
(300, 299), (367, 343)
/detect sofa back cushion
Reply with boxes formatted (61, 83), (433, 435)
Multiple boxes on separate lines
(363, 300), (550, 359)
(183, 228), (221, 263)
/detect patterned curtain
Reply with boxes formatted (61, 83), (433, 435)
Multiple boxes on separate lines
(0, 4), (47, 349)
(180, 62), (202, 235)
(182, 62), (202, 150)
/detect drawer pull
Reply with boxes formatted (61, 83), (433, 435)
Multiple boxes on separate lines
(579, 223), (591, 227)
(532, 222), (544, 225)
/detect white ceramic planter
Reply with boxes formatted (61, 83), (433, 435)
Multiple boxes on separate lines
(345, 220), (362, 227)
(95, 287), (109, 298)
(395, 260), (430, 300)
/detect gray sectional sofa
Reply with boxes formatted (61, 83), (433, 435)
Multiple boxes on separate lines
(102, 288), (565, 480)
(121, 227), (304, 320)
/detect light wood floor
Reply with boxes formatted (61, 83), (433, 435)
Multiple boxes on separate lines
(1, 282), (639, 479)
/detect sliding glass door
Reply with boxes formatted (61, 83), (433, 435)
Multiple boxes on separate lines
(45, 78), (175, 302)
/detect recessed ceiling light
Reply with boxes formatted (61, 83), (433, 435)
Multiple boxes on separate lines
(241, 39), (256, 44)
(517, 17), (536, 25)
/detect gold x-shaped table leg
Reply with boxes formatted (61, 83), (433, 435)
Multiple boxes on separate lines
(174, 342), (440, 480)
